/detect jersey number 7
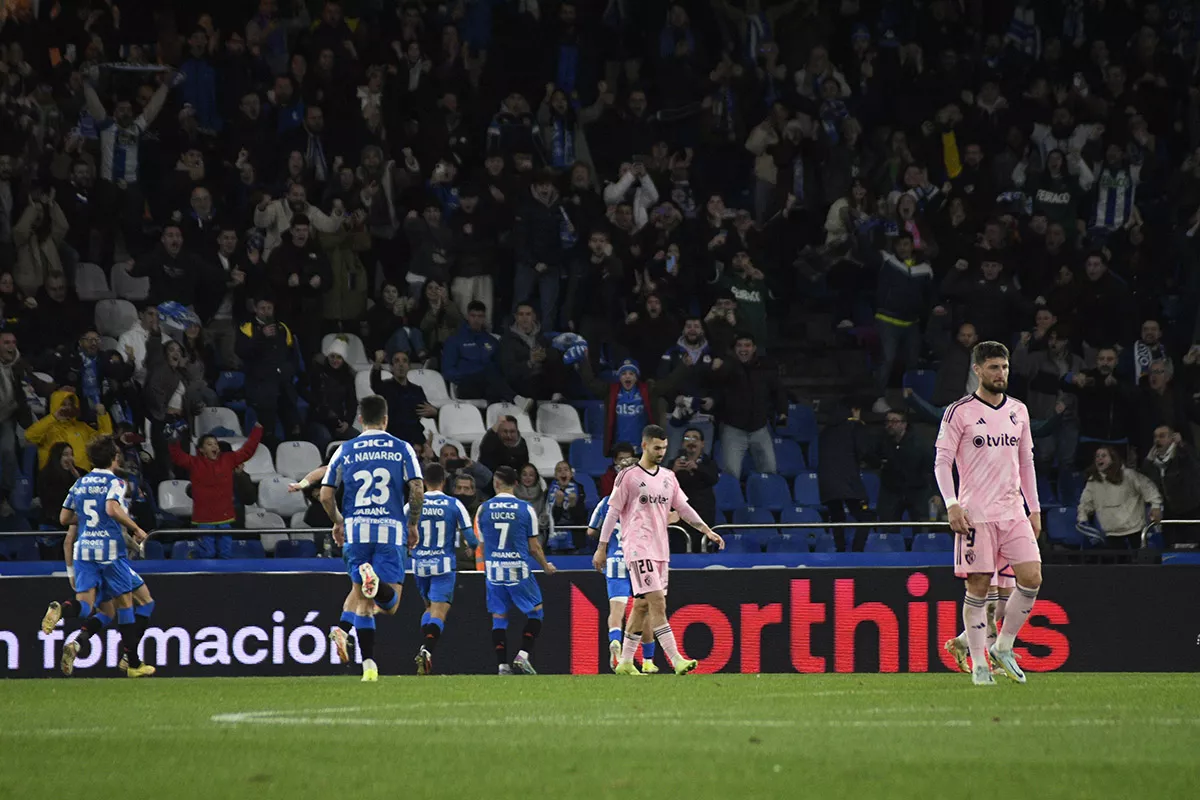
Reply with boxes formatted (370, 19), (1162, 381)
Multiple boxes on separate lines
(496, 522), (509, 550)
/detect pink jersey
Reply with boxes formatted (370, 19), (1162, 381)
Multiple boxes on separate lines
(598, 463), (704, 562)
(934, 393), (1040, 523)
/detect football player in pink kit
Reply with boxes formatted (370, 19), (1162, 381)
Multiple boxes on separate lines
(934, 342), (1043, 685)
(593, 425), (725, 675)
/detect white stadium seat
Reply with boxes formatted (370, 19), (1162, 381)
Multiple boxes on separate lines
(326, 440), (346, 461)
(355, 368), (393, 401)
(320, 333), (371, 370)
(245, 509), (286, 530)
(525, 433), (564, 478)
(110, 262), (150, 301)
(257, 475), (308, 517)
(157, 480), (192, 517)
(94, 298), (138, 338)
(430, 436), (466, 459)
(421, 417), (438, 439)
(439, 402), (485, 440)
(99, 335), (120, 353)
(290, 512), (312, 529)
(486, 402), (534, 434)
(535, 402), (586, 443)
(448, 382), (487, 409)
(195, 407), (243, 437)
(75, 262), (114, 301)
(241, 445), (276, 479)
(257, 532), (290, 554)
(275, 440), (321, 480)
(408, 368), (451, 407)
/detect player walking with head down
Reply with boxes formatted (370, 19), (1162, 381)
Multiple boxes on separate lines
(934, 342), (1043, 686)
(595, 425), (724, 676)
(321, 395), (424, 682)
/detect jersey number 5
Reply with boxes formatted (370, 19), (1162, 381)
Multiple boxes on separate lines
(352, 468), (392, 508)
(82, 499), (101, 530)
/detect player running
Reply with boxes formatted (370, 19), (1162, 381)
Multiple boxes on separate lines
(476, 466), (556, 675)
(320, 395), (424, 682)
(408, 463), (476, 675)
(595, 425), (724, 676)
(587, 482), (658, 673)
(934, 342), (1043, 686)
(41, 436), (155, 677)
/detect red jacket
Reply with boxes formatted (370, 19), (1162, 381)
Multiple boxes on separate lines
(169, 426), (264, 524)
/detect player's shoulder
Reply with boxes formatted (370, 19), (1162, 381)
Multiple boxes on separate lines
(1003, 395), (1030, 414)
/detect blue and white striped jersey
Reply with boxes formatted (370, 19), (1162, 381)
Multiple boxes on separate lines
(324, 430), (422, 545)
(97, 115), (148, 184)
(405, 490), (475, 577)
(64, 470), (129, 563)
(1092, 165), (1137, 231)
(588, 496), (626, 580)
(476, 493), (539, 586)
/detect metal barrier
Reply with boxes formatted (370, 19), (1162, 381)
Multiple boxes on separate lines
(705, 520), (949, 553)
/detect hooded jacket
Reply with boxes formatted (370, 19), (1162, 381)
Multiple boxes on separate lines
(24, 389), (114, 470)
(0, 345), (33, 427)
(169, 424), (264, 524)
(514, 186), (567, 270)
(1078, 468), (1162, 537)
(441, 323), (501, 383)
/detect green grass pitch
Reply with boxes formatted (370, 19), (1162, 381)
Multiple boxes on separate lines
(2, 674), (1198, 800)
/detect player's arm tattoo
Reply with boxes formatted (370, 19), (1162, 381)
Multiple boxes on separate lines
(408, 479), (425, 526)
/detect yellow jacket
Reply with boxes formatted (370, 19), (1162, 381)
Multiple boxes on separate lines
(24, 389), (113, 470)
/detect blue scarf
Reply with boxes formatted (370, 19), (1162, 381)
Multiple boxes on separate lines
(80, 352), (101, 408)
(556, 44), (579, 97)
(550, 332), (588, 365)
(550, 117), (575, 168)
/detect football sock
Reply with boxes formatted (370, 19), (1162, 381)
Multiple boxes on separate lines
(962, 592), (988, 670)
(422, 617), (444, 652)
(520, 618), (541, 656)
(642, 641), (657, 661)
(134, 601), (154, 643)
(996, 583), (1038, 651)
(608, 627), (622, 644)
(60, 599), (82, 619)
(620, 630), (640, 662)
(653, 625), (684, 665)
(374, 582), (398, 611)
(117, 607), (142, 668)
(338, 611), (354, 634)
(985, 590), (999, 647)
(996, 595), (1008, 628)
(492, 628), (508, 666)
(80, 614), (105, 641)
(353, 614), (376, 660)
(421, 612), (432, 628)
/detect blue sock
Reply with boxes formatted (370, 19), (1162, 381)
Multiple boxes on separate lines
(353, 614), (376, 630)
(95, 612), (113, 628)
(340, 610), (355, 624)
(116, 607), (136, 625)
(80, 600), (93, 618)
(608, 627), (622, 643)
(429, 616), (445, 632)
(421, 611), (432, 627)
(135, 601), (155, 618)
(642, 641), (656, 660)
(376, 590), (400, 612)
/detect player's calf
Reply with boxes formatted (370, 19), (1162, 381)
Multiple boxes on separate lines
(373, 581), (400, 615)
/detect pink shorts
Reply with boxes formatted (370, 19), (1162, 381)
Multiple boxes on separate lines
(954, 518), (1040, 578)
(992, 564), (1016, 589)
(627, 558), (669, 597)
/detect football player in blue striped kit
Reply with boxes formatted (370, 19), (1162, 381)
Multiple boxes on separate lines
(476, 466), (557, 675)
(407, 462), (476, 675)
(321, 395), (424, 682)
(587, 457), (659, 674)
(40, 436), (155, 677)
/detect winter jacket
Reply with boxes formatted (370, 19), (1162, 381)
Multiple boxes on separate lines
(477, 429), (530, 473)
(143, 339), (206, 424)
(369, 368), (428, 446)
(514, 188), (567, 270)
(1012, 343), (1084, 422)
(266, 237), (334, 323)
(0, 346), (34, 427)
(441, 324), (500, 383)
(419, 302), (464, 360)
(865, 430), (933, 494)
(499, 324), (556, 386)
(13, 201), (69, 296)
(818, 415), (868, 502)
(252, 199), (343, 257)
(404, 216), (455, 285)
(25, 389), (114, 471)
(1061, 369), (1135, 442)
(1140, 444), (1200, 516)
(129, 245), (221, 318)
(1076, 272), (1129, 349)
(235, 317), (298, 387)
(711, 355), (787, 433)
(169, 425), (264, 524)
(868, 247), (934, 326)
(307, 358), (357, 431)
(940, 270), (1030, 347)
(318, 227), (371, 322)
(1078, 468), (1162, 536)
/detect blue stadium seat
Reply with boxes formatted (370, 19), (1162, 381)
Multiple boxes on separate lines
(732, 506), (775, 526)
(216, 371), (245, 398)
(714, 472), (744, 518)
(746, 473), (790, 513)
(141, 540), (166, 560)
(781, 505), (825, 539)
(568, 437), (608, 479)
(275, 539), (317, 558)
(783, 404), (818, 443)
(582, 403), (607, 440)
(811, 532), (837, 553)
(1045, 506), (1086, 547)
(910, 533), (954, 552)
(774, 438), (805, 477)
(9, 475), (32, 514)
(765, 534), (810, 553)
(803, 437), (819, 469)
(232, 539), (267, 559)
(902, 369), (937, 402)
(575, 474), (600, 516)
(1037, 475), (1058, 505)
(1059, 471), (1084, 507)
(864, 531), (907, 553)
(793, 472), (821, 506)
(171, 541), (193, 560)
(860, 470), (881, 509)
(722, 535), (762, 554)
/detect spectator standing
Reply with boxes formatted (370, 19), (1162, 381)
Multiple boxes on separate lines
(25, 390), (113, 471)
(1118, 318), (1168, 384)
(499, 302), (568, 401)
(1133, 359), (1198, 459)
(577, 358), (653, 457)
(442, 301), (528, 406)
(621, 294), (678, 378)
(253, 184), (342, 257)
(369, 349), (436, 447)
(1063, 347), (1134, 469)
(710, 334), (787, 479)
(36, 443), (79, 558)
(169, 425), (264, 558)
(143, 337), (208, 482)
(1078, 445), (1162, 549)
(478, 415), (529, 474)
(267, 213), (332, 360)
(12, 187), (68, 297)
(867, 410), (934, 523)
(818, 402), (870, 552)
(669, 427), (719, 549)
(658, 317), (717, 457)
(0, 330), (34, 515)
(513, 170), (568, 328)
(546, 461), (588, 546)
(449, 184), (499, 320)
(1013, 325), (1083, 479)
(927, 319), (979, 407)
(236, 297), (302, 446)
(123, 223), (220, 316)
(1077, 251), (1128, 358)
(417, 280), (463, 364)
(305, 339), (358, 454)
(117, 304), (165, 392)
(1139, 425), (1200, 549)
(598, 441), (636, 498)
(717, 252), (771, 352)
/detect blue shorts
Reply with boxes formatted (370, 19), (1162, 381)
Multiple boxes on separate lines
(416, 573), (457, 605)
(606, 576), (632, 601)
(97, 567), (144, 604)
(486, 578), (543, 616)
(344, 543), (407, 586)
(75, 559), (137, 600)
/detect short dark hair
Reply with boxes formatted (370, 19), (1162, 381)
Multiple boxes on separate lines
(494, 465), (518, 487)
(87, 435), (119, 471)
(197, 434), (218, 451)
(291, 213), (311, 228)
(682, 427), (705, 442)
(893, 230), (914, 244)
(359, 395), (388, 426)
(735, 332), (756, 346)
(515, 301), (536, 316)
(467, 301), (487, 314)
(642, 424), (667, 442)
(885, 409), (908, 422)
(972, 341), (1010, 366)
(612, 442), (635, 459)
(424, 462), (446, 488)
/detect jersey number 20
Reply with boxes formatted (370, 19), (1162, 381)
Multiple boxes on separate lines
(352, 468), (392, 508)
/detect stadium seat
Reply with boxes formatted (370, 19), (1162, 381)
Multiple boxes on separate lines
(773, 438), (805, 477)
(233, 539), (268, 558)
(94, 298), (138, 338)
(274, 538), (318, 558)
(722, 535), (762, 554)
(99, 335), (120, 353)
(746, 472), (790, 513)
(171, 541), (194, 560)
(431, 436), (466, 459)
(582, 402), (606, 439)
(782, 403), (818, 443)
(289, 511), (311, 529)
(1059, 471), (1084, 507)
(864, 531), (907, 553)
(275, 440), (321, 480)
(811, 532), (837, 553)
(215, 371), (245, 399)
(568, 436), (608, 479)
(911, 533), (954, 552)
(110, 262), (150, 301)
(75, 262), (114, 301)
(1045, 506), (1086, 547)
(326, 441), (346, 460)
(258, 476), (308, 517)
(355, 368), (387, 401)
(536, 402), (586, 443)
(486, 402), (534, 433)
(245, 508), (287, 530)
(766, 534), (810, 553)
(793, 472), (821, 506)
(407, 368), (451, 407)
(320, 333), (371, 371)
(10, 475), (33, 513)
(195, 407), (243, 438)
(860, 470), (881, 509)
(141, 540), (166, 560)
(1037, 475), (1058, 505)
(524, 433), (563, 478)
(240, 443), (275, 480)
(448, 382), (487, 409)
(439, 402), (486, 440)
(157, 480), (193, 517)
(902, 369), (937, 402)
(714, 472), (744, 519)
(781, 505), (825, 534)
(575, 474), (600, 516)
(732, 506), (775, 526)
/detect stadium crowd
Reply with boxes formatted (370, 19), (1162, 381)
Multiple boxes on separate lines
(1, 0), (1199, 560)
